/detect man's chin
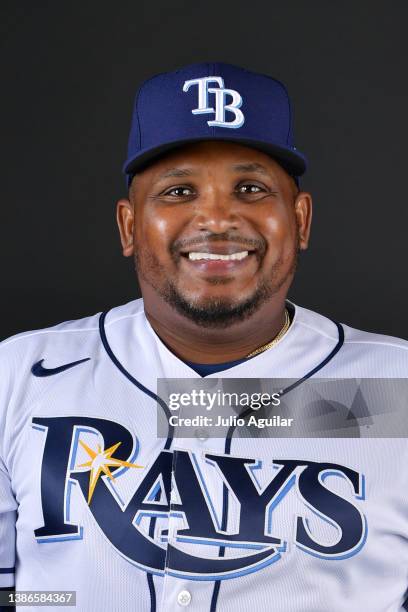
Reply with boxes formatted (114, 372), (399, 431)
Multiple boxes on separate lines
(161, 284), (273, 329)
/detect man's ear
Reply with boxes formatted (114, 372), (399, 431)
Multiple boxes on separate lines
(294, 191), (312, 250)
(116, 198), (135, 257)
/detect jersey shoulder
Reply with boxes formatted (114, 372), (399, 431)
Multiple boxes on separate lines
(0, 298), (144, 379)
(1, 298), (143, 350)
(0, 307), (100, 364)
(342, 321), (408, 351)
(342, 320), (408, 375)
(294, 302), (408, 376)
(295, 302), (408, 349)
(0, 299), (144, 457)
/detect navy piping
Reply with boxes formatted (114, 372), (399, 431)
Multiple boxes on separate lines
(224, 319), (344, 455)
(0, 568), (14, 574)
(210, 580), (221, 612)
(146, 573), (156, 612)
(98, 311), (174, 449)
(99, 310), (176, 612)
(99, 309), (344, 612)
(146, 488), (161, 611)
(211, 319), (345, 609)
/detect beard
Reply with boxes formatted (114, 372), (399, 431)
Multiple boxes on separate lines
(135, 235), (300, 329)
(157, 280), (287, 328)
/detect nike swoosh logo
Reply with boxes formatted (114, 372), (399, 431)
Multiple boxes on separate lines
(31, 357), (91, 377)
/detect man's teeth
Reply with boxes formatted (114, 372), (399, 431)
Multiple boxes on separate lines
(188, 251), (249, 261)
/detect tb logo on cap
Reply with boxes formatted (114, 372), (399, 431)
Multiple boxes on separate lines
(183, 76), (245, 129)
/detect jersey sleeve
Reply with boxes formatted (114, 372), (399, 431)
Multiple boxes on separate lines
(0, 342), (18, 589)
(0, 456), (16, 588)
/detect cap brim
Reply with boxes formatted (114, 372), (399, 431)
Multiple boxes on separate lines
(123, 136), (306, 183)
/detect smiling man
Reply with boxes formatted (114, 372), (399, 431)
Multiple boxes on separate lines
(117, 140), (310, 365)
(1, 63), (408, 612)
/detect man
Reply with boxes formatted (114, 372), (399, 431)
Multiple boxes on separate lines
(1, 62), (408, 611)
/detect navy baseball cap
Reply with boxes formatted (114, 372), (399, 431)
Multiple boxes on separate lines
(123, 62), (307, 185)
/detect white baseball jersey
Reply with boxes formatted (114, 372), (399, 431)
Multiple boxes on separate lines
(1, 298), (408, 611)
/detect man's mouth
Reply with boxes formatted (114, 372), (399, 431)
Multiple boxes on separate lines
(187, 250), (249, 261)
(179, 245), (258, 273)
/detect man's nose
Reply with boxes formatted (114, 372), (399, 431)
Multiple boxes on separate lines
(192, 190), (240, 232)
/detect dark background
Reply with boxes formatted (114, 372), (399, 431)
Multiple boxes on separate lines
(1, 1), (407, 340)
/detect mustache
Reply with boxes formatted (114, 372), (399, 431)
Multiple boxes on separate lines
(170, 232), (266, 255)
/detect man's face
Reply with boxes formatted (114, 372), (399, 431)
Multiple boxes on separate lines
(117, 141), (312, 328)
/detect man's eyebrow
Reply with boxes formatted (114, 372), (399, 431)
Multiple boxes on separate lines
(232, 163), (269, 174)
(159, 167), (196, 178)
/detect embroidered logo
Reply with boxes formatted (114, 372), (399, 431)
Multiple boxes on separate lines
(183, 76), (245, 128)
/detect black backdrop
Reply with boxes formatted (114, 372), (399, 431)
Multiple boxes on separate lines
(1, 1), (407, 340)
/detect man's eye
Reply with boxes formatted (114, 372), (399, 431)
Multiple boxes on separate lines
(164, 186), (194, 197)
(237, 184), (263, 194)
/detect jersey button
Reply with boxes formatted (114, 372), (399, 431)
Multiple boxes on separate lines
(177, 590), (192, 606)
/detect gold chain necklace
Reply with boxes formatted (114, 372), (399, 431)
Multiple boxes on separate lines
(245, 309), (291, 358)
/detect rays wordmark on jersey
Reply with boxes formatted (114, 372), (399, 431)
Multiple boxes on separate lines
(31, 416), (367, 581)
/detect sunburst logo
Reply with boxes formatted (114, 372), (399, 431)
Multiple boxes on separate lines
(77, 440), (143, 504)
